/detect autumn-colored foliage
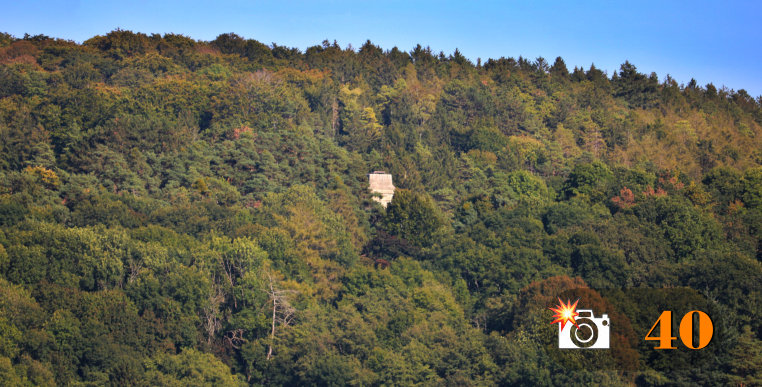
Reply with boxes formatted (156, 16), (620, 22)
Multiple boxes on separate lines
(612, 187), (636, 208)
(0, 30), (760, 385)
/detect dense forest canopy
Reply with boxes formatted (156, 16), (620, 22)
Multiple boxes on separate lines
(1, 30), (762, 385)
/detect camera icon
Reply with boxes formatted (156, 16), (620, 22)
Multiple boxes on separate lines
(558, 309), (610, 349)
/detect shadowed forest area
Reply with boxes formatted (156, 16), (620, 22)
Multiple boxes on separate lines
(1, 30), (762, 385)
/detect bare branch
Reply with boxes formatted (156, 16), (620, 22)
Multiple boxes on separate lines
(265, 272), (297, 360)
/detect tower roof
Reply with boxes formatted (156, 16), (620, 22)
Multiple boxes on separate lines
(368, 173), (395, 192)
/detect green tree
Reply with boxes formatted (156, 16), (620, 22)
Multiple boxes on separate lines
(147, 348), (246, 386)
(382, 189), (444, 248)
(729, 326), (762, 386)
(562, 161), (613, 200)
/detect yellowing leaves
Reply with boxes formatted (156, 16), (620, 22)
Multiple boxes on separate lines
(23, 166), (59, 188)
(464, 149), (497, 165)
(553, 124), (582, 158)
(505, 135), (547, 168)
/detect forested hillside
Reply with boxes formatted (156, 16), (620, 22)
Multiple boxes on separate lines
(1, 30), (762, 386)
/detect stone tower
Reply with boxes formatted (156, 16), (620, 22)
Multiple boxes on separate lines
(368, 171), (395, 208)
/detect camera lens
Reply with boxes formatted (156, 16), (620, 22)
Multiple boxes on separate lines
(570, 318), (598, 348)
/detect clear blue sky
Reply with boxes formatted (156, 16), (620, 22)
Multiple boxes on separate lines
(2, 0), (761, 97)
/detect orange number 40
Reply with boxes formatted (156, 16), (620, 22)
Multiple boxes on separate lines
(645, 311), (713, 350)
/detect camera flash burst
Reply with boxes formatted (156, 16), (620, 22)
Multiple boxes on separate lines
(550, 298), (580, 329)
